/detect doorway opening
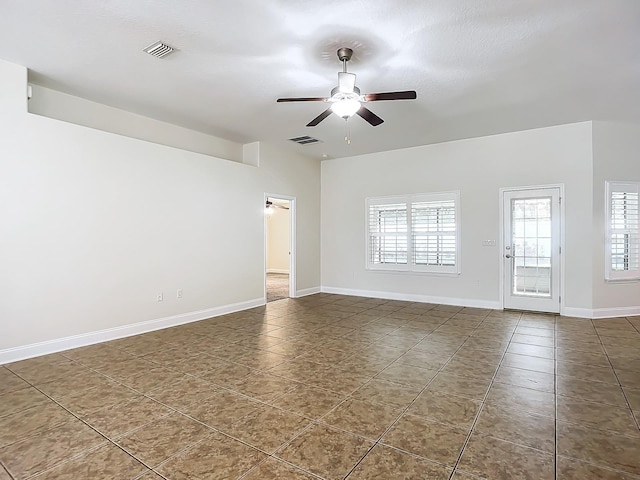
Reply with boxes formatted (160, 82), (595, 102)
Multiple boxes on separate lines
(264, 194), (296, 302)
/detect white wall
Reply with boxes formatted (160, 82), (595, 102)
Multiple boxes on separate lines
(321, 122), (594, 311)
(0, 59), (320, 357)
(29, 85), (244, 162)
(592, 121), (640, 310)
(267, 206), (290, 273)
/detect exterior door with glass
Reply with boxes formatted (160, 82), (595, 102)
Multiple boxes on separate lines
(503, 187), (561, 313)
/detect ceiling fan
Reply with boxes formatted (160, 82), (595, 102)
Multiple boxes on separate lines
(277, 47), (417, 127)
(265, 199), (289, 215)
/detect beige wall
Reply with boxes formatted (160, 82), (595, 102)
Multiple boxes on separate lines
(0, 59), (320, 356)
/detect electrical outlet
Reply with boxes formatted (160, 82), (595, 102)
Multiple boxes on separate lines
(177, 289), (183, 299)
(157, 292), (163, 302)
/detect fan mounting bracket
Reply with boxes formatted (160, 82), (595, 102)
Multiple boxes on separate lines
(337, 47), (353, 62)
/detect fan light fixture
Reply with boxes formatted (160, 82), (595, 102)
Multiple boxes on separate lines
(331, 97), (361, 118)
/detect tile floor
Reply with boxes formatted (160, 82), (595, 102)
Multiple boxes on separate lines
(1, 293), (640, 479)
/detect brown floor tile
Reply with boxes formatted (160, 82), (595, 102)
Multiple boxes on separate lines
(625, 387), (640, 411)
(37, 369), (115, 399)
(409, 391), (481, 429)
(0, 387), (51, 417)
(197, 362), (256, 387)
(557, 396), (638, 435)
(116, 412), (211, 467)
(232, 372), (300, 402)
(6, 355), (84, 384)
(227, 403), (310, 452)
(507, 343), (554, 359)
(556, 338), (606, 354)
(277, 423), (373, 480)
(304, 368), (372, 395)
(485, 383), (555, 417)
(0, 466), (10, 480)
(347, 444), (452, 479)
(493, 365), (555, 393)
(374, 363), (438, 388)
(55, 381), (138, 417)
(425, 372), (491, 400)
(0, 401), (73, 447)
(156, 431), (266, 479)
(457, 433), (554, 479)
(510, 334), (554, 347)
(270, 384), (344, 419)
(557, 422), (640, 475)
(0, 368), (29, 395)
(451, 346), (504, 365)
(0, 419), (106, 479)
(557, 377), (628, 406)
(322, 398), (402, 439)
(556, 360), (618, 385)
(557, 455), (640, 480)
(118, 367), (186, 393)
(474, 403), (555, 452)
(395, 349), (451, 370)
(616, 368), (640, 389)
(382, 413), (467, 466)
(440, 357), (498, 380)
(335, 354), (392, 376)
(351, 378), (421, 409)
(502, 353), (555, 374)
(515, 326), (554, 337)
(146, 375), (218, 411)
(83, 396), (173, 439)
(556, 348), (610, 367)
(35, 443), (147, 480)
(242, 458), (318, 479)
(182, 390), (261, 430)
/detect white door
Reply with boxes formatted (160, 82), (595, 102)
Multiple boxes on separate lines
(502, 187), (561, 313)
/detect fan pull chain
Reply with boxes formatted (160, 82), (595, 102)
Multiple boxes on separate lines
(344, 118), (351, 145)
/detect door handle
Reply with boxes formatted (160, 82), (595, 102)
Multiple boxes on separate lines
(505, 254), (513, 259)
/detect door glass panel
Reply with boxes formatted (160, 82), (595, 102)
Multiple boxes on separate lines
(511, 197), (552, 297)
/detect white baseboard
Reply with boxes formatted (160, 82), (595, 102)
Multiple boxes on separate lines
(592, 306), (640, 319)
(295, 286), (321, 298)
(267, 269), (289, 274)
(561, 307), (594, 319)
(0, 297), (265, 365)
(320, 286), (501, 310)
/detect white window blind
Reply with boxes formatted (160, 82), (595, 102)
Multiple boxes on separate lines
(606, 181), (640, 281)
(367, 192), (460, 274)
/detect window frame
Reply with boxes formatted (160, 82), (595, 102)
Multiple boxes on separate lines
(366, 191), (461, 275)
(605, 181), (640, 282)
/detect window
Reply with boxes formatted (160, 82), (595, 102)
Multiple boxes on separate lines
(367, 192), (460, 274)
(606, 181), (640, 281)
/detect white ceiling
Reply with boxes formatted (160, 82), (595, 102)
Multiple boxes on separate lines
(1, 0), (639, 160)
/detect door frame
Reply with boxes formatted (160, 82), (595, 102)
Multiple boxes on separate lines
(264, 192), (296, 301)
(498, 184), (565, 314)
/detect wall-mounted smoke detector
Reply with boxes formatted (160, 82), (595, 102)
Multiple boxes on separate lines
(289, 135), (321, 145)
(143, 41), (175, 58)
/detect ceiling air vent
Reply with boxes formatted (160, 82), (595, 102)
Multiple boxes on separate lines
(143, 41), (175, 58)
(289, 135), (321, 145)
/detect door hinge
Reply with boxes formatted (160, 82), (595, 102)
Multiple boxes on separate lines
(559, 295), (561, 303)
(559, 196), (562, 204)
(559, 246), (562, 254)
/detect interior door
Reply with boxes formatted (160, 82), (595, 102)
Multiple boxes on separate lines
(503, 187), (561, 313)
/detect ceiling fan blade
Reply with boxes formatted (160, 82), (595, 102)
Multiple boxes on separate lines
(363, 90), (417, 102)
(356, 106), (384, 126)
(306, 108), (333, 127)
(277, 97), (328, 102)
(338, 72), (356, 93)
